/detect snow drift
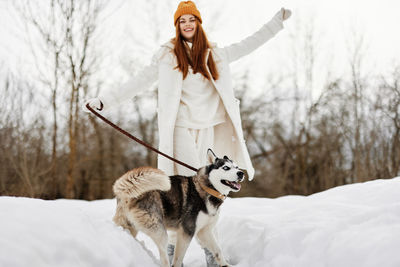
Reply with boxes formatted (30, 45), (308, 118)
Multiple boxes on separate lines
(1, 177), (400, 267)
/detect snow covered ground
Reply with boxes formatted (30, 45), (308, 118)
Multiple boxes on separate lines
(1, 177), (400, 267)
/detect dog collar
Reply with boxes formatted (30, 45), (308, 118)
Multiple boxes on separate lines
(200, 183), (226, 201)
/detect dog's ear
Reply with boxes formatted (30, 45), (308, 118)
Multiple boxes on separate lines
(223, 155), (229, 160)
(207, 148), (217, 164)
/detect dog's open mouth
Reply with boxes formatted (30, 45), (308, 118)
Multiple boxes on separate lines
(221, 180), (241, 191)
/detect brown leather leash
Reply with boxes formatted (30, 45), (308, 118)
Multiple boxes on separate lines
(86, 104), (199, 173)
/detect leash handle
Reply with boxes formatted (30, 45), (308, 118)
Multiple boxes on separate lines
(86, 103), (199, 173)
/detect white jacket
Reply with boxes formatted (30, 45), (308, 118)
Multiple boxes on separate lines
(99, 16), (284, 180)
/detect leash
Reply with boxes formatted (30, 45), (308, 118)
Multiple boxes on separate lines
(86, 104), (199, 173)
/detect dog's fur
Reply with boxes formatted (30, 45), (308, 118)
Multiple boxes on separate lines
(113, 149), (244, 267)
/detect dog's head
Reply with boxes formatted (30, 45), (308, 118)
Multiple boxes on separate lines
(204, 149), (245, 196)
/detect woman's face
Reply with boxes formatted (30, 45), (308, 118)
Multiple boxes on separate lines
(179, 14), (197, 42)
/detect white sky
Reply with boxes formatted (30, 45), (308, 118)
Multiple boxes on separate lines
(0, 0), (399, 98)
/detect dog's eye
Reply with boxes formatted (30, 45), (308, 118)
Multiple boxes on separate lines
(223, 166), (230, 171)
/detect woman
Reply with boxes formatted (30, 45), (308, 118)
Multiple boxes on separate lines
(85, 1), (291, 180)
(85, 1), (291, 265)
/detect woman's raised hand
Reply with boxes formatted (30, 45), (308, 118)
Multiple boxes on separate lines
(274, 7), (292, 21)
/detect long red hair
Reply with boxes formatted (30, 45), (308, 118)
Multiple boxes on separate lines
(173, 19), (219, 81)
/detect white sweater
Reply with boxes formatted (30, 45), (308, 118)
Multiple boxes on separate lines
(175, 42), (226, 129)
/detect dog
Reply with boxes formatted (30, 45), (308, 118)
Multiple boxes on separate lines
(112, 149), (244, 267)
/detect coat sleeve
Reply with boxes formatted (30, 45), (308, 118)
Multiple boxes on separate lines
(99, 47), (165, 110)
(222, 16), (284, 64)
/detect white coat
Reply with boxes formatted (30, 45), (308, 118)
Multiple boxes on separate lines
(99, 16), (284, 180)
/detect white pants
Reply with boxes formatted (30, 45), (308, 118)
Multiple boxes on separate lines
(170, 126), (220, 255)
(173, 126), (215, 176)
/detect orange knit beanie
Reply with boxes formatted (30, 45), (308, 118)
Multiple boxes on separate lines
(174, 1), (202, 25)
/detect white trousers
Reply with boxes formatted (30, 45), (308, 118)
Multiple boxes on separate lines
(173, 126), (215, 176)
(170, 126), (220, 253)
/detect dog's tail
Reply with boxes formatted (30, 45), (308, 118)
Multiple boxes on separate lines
(113, 167), (171, 199)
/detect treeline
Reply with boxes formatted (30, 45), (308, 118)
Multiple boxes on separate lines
(0, 1), (399, 199)
(234, 67), (400, 197)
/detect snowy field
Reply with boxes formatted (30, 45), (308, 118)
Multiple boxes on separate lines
(1, 177), (400, 267)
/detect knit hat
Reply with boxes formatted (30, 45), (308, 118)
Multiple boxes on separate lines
(174, 1), (202, 25)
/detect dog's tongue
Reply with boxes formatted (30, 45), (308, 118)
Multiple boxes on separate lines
(231, 181), (241, 190)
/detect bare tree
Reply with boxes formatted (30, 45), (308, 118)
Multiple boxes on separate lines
(375, 65), (400, 177)
(14, 0), (68, 195)
(346, 28), (370, 182)
(0, 72), (53, 197)
(15, 0), (108, 198)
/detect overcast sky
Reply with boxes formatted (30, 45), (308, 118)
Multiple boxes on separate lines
(1, 0), (399, 97)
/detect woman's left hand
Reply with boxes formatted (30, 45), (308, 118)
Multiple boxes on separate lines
(274, 7), (292, 21)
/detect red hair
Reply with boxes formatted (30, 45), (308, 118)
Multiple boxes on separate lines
(172, 19), (219, 81)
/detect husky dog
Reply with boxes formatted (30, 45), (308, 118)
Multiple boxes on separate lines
(112, 149), (244, 267)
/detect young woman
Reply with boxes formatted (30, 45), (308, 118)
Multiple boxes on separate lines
(85, 1), (291, 180)
(85, 1), (291, 265)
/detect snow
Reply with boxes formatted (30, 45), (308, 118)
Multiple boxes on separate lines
(1, 178), (400, 267)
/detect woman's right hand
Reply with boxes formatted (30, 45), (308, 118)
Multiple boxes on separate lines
(83, 98), (103, 113)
